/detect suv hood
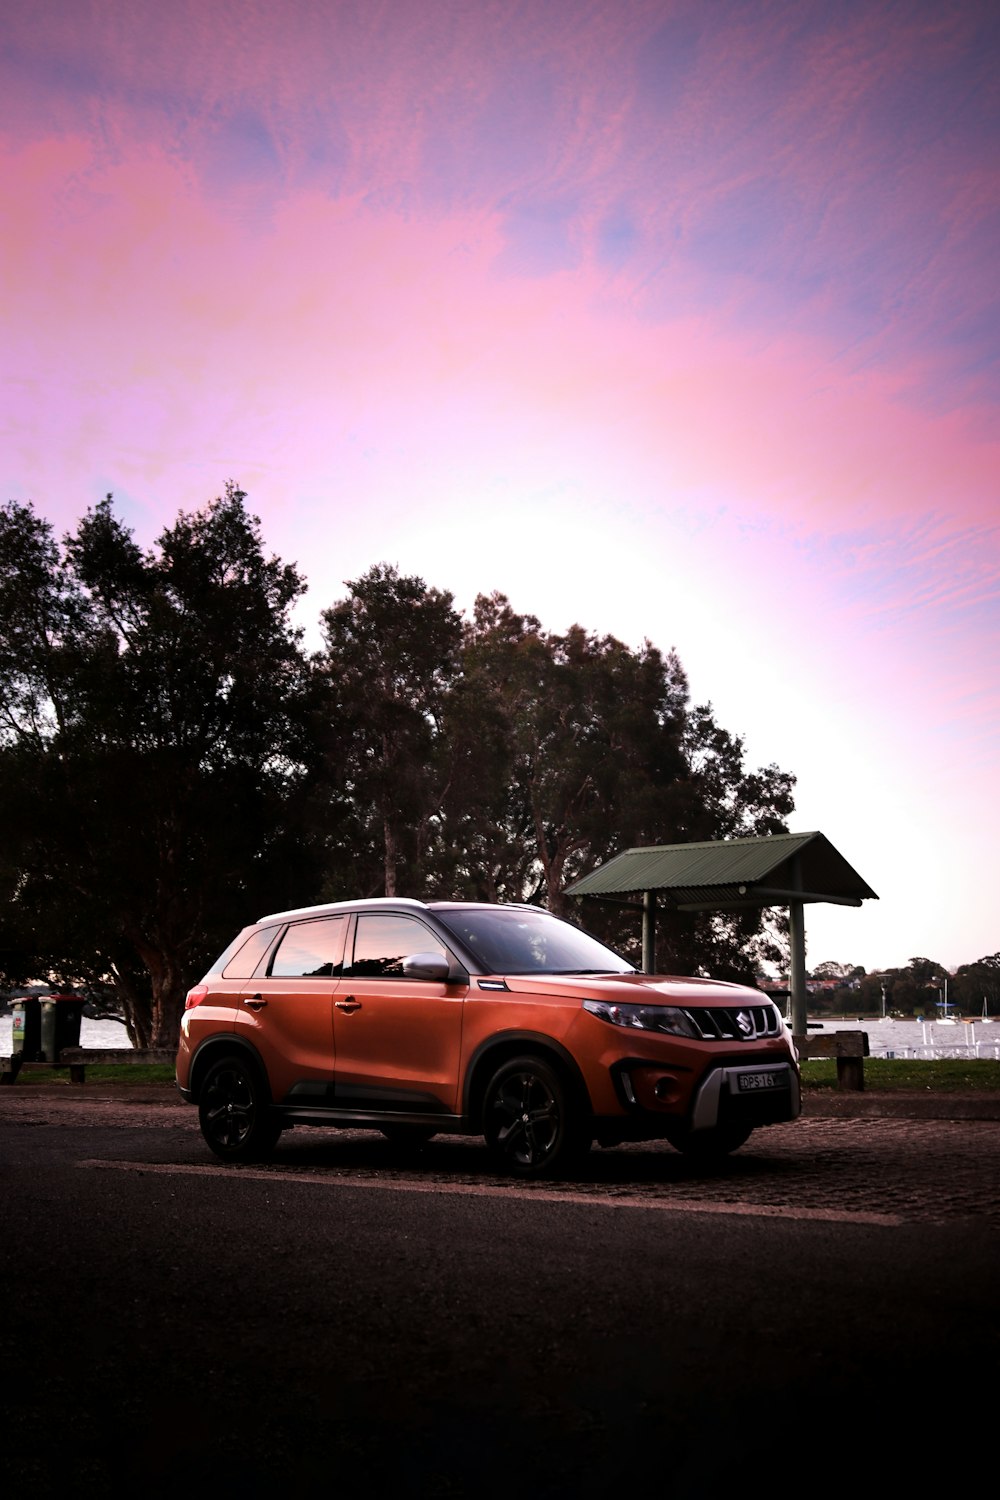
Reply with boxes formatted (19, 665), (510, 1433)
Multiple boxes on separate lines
(492, 973), (771, 1007)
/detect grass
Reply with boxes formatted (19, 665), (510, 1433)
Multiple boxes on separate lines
(11, 1059), (1000, 1092)
(15, 1063), (177, 1084)
(801, 1058), (1000, 1093)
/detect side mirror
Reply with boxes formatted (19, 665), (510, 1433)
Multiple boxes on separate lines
(401, 952), (452, 982)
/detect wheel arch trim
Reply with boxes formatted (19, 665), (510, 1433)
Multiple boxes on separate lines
(188, 1034), (273, 1105)
(463, 1030), (593, 1123)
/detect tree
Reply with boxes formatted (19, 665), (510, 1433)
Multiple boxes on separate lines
(904, 956), (951, 1016)
(952, 953), (1000, 1018)
(428, 592), (549, 904)
(2, 518), (805, 1026)
(434, 593), (797, 981)
(647, 700), (797, 981)
(810, 961), (866, 984)
(850, 958), (950, 1017)
(797, 961), (868, 1017)
(430, 594), (691, 916)
(310, 575), (797, 980)
(0, 486), (317, 1046)
(316, 564), (463, 898)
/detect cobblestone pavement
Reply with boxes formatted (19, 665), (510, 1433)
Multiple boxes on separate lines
(3, 1088), (998, 1228)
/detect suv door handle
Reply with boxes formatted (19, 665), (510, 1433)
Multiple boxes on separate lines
(335, 996), (362, 1013)
(243, 995), (267, 1010)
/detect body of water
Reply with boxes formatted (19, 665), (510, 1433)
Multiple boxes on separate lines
(0, 1014), (132, 1051)
(3, 1013), (998, 1061)
(803, 1017), (1000, 1061)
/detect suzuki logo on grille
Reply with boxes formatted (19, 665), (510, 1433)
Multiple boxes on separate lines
(736, 1010), (754, 1037)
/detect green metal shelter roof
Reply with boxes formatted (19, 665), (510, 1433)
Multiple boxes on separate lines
(565, 831), (877, 910)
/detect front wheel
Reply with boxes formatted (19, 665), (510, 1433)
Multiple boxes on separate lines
(198, 1055), (283, 1162)
(483, 1055), (588, 1178)
(665, 1122), (753, 1159)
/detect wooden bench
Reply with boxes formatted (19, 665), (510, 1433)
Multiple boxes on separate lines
(793, 1030), (870, 1091)
(1, 1048), (175, 1084)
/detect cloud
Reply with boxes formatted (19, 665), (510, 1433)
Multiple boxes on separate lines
(4, 0), (996, 418)
(2, 2), (998, 971)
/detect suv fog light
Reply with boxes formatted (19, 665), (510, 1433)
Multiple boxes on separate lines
(654, 1077), (677, 1100)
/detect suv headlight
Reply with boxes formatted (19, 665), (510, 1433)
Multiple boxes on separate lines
(582, 999), (700, 1038)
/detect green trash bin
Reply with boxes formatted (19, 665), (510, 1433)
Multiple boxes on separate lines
(11, 997), (43, 1061)
(38, 993), (85, 1063)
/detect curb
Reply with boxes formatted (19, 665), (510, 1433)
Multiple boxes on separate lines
(0, 1082), (185, 1106)
(802, 1091), (1000, 1121)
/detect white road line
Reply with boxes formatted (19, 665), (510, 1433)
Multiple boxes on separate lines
(77, 1159), (904, 1226)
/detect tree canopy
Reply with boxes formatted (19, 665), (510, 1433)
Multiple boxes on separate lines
(0, 487), (317, 1045)
(2, 488), (801, 1043)
(315, 572), (796, 980)
(802, 953), (1000, 1018)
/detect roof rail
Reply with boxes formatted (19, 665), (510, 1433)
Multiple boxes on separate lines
(258, 896), (428, 923)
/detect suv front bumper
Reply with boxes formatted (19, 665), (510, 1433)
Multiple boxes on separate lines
(608, 1054), (800, 1138)
(690, 1060), (800, 1130)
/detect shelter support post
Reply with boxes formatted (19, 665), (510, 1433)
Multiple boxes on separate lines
(642, 890), (656, 974)
(789, 898), (808, 1036)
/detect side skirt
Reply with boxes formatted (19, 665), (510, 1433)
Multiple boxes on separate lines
(274, 1105), (469, 1133)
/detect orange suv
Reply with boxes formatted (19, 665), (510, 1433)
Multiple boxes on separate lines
(176, 899), (800, 1175)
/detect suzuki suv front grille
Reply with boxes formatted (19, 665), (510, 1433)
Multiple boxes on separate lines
(682, 1004), (781, 1041)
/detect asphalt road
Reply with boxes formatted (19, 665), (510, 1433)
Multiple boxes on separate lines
(3, 1092), (998, 1498)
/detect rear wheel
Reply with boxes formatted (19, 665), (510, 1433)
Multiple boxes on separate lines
(665, 1122), (753, 1158)
(483, 1055), (589, 1178)
(198, 1055), (283, 1162)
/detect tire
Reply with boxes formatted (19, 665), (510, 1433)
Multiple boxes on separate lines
(665, 1122), (753, 1159)
(198, 1054), (283, 1162)
(379, 1125), (438, 1149)
(483, 1055), (589, 1178)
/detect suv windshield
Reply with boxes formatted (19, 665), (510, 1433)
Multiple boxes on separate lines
(435, 907), (634, 976)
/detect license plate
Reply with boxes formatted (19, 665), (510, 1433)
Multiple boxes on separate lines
(736, 1070), (780, 1092)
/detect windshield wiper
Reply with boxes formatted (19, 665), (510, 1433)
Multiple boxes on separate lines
(540, 968), (636, 976)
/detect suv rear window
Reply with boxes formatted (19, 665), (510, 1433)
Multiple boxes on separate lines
(221, 925), (280, 979)
(270, 917), (348, 978)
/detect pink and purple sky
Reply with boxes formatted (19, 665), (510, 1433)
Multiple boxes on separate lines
(2, 1), (998, 973)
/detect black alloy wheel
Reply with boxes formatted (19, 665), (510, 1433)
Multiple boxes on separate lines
(198, 1055), (283, 1162)
(483, 1055), (586, 1178)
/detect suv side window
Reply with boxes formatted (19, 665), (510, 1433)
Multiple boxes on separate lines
(348, 914), (448, 978)
(270, 917), (347, 978)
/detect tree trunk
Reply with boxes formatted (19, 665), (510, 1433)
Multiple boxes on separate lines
(383, 807), (398, 896)
(115, 986), (152, 1049)
(128, 936), (187, 1048)
(150, 982), (185, 1050)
